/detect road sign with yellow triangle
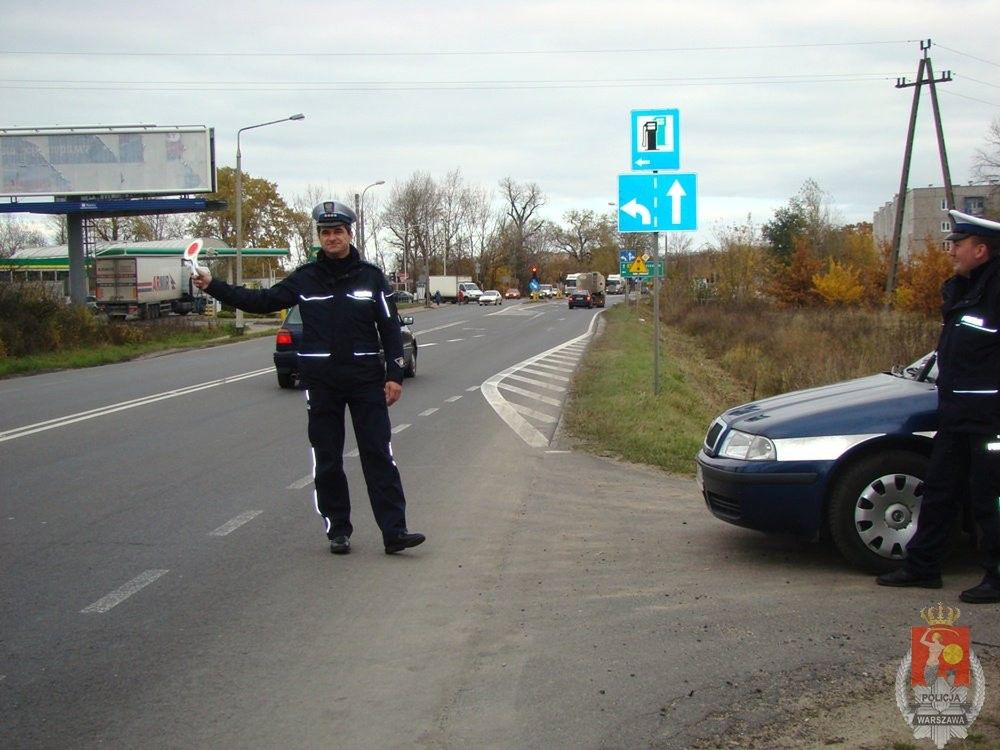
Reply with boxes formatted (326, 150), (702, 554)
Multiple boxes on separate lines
(628, 257), (648, 275)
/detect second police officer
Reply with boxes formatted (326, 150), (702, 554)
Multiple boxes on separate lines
(877, 209), (1000, 602)
(192, 201), (425, 556)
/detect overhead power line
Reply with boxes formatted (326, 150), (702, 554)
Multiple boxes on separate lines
(0, 39), (917, 59)
(0, 73), (902, 93)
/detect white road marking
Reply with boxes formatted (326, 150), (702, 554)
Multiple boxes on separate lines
(392, 424), (411, 433)
(480, 315), (599, 448)
(209, 510), (263, 536)
(417, 321), (467, 334)
(527, 361), (574, 374)
(81, 569), (169, 614)
(519, 366), (570, 382)
(288, 474), (313, 490)
(447, 338), (464, 343)
(547, 353), (579, 364)
(419, 408), (439, 416)
(420, 342), (439, 347)
(509, 402), (558, 423)
(445, 395), (463, 403)
(504, 373), (566, 392)
(1, 367), (273, 444)
(497, 382), (562, 406)
(465, 386), (479, 391)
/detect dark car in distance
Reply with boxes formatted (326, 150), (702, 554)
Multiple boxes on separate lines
(274, 305), (417, 388)
(568, 289), (598, 309)
(696, 353), (946, 573)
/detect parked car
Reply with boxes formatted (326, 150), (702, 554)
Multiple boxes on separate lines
(504, 288), (520, 299)
(479, 290), (502, 306)
(274, 305), (417, 388)
(696, 353), (945, 573)
(538, 284), (553, 298)
(567, 289), (595, 309)
(394, 290), (414, 303)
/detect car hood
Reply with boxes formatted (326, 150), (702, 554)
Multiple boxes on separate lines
(719, 373), (938, 439)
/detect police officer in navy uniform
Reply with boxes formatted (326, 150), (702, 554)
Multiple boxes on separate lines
(877, 210), (1000, 602)
(192, 201), (425, 556)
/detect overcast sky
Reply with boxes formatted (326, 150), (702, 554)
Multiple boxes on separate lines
(4, 0), (999, 248)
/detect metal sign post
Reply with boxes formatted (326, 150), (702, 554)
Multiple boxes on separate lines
(615, 108), (698, 396)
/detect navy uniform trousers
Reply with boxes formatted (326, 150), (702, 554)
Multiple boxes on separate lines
(905, 431), (1000, 580)
(305, 384), (408, 542)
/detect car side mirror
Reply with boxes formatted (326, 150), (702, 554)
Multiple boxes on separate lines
(401, 315), (414, 326)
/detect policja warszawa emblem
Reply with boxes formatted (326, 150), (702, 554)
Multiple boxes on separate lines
(895, 602), (986, 748)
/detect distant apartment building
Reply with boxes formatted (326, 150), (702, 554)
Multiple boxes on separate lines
(873, 184), (999, 259)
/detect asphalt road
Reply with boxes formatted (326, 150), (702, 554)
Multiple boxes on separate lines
(2, 296), (997, 749)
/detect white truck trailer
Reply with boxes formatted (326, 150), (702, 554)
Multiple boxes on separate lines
(428, 275), (482, 304)
(94, 256), (207, 320)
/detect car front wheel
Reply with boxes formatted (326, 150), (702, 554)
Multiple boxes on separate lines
(827, 450), (926, 573)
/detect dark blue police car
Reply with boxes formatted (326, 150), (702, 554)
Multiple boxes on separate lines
(696, 353), (941, 573)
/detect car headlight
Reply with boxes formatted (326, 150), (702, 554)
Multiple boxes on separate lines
(719, 430), (776, 461)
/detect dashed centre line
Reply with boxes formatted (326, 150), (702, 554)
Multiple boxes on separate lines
(81, 570), (169, 614)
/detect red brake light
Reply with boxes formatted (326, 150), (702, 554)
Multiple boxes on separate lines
(276, 329), (293, 346)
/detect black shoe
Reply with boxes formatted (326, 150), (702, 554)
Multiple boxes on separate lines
(876, 568), (943, 589)
(329, 536), (351, 555)
(384, 532), (426, 554)
(959, 578), (1000, 604)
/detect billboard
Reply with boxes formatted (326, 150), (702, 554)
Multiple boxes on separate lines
(0, 126), (216, 198)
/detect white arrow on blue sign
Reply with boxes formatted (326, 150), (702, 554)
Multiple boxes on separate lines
(617, 173), (697, 233)
(619, 249), (636, 264)
(630, 109), (680, 171)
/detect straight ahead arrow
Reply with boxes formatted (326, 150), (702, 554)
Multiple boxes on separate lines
(667, 179), (686, 224)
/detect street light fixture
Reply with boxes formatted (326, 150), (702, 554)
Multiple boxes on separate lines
(234, 113), (305, 334)
(356, 180), (385, 260)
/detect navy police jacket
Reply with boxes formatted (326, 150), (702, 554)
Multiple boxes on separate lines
(206, 246), (405, 387)
(935, 255), (1000, 432)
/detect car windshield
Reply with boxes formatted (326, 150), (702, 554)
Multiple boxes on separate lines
(892, 352), (937, 383)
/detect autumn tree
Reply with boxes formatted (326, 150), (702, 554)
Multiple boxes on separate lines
(893, 239), (954, 316)
(763, 179), (841, 264)
(812, 258), (865, 306)
(710, 217), (773, 304)
(837, 222), (885, 307)
(187, 166), (298, 278)
(768, 238), (821, 307)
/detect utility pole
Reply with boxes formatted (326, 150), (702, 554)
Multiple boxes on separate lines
(885, 39), (953, 300)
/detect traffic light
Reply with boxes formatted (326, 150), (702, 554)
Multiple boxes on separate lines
(530, 265), (539, 279)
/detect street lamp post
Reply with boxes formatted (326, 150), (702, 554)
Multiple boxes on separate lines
(357, 180), (385, 260)
(234, 113), (305, 334)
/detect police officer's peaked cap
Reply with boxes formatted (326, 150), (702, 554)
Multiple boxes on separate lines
(945, 210), (1000, 241)
(312, 201), (357, 228)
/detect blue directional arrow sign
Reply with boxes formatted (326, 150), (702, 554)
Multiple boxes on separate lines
(619, 249), (636, 264)
(630, 109), (680, 171)
(617, 173), (697, 233)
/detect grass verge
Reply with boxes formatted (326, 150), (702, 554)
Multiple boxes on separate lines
(0, 322), (277, 379)
(562, 302), (754, 477)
